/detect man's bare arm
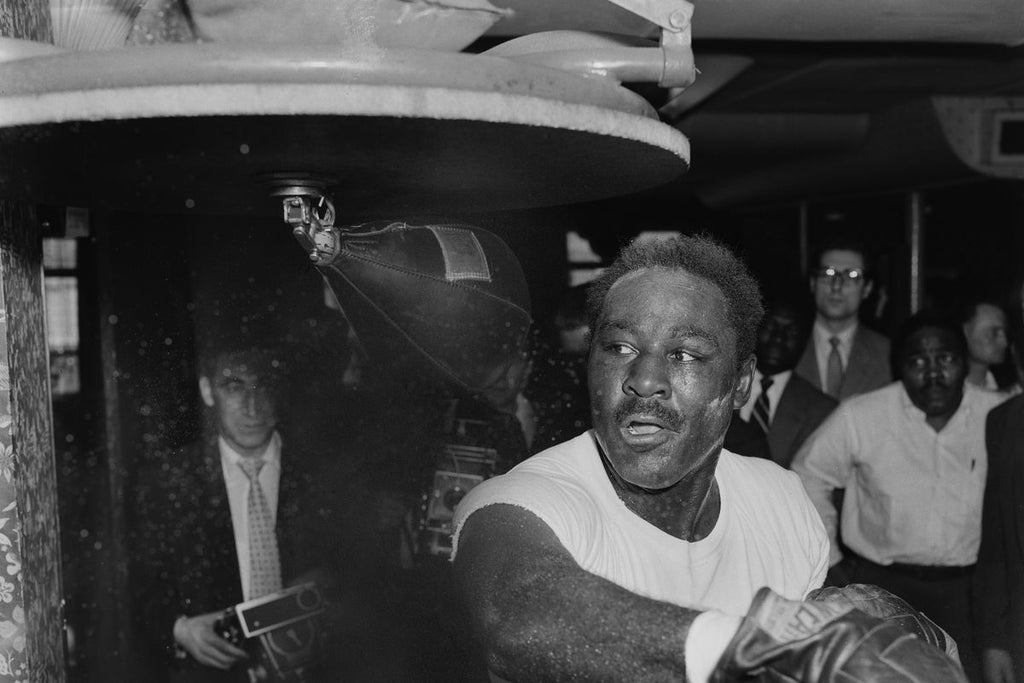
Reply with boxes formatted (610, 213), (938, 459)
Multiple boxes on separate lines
(453, 503), (718, 682)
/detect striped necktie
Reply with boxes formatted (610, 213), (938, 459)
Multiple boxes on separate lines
(239, 458), (282, 599)
(826, 336), (844, 398)
(752, 376), (774, 434)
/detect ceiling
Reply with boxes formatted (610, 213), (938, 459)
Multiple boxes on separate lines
(482, 0), (1024, 209)
(8, 0), (1024, 213)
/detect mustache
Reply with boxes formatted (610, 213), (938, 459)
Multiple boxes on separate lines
(614, 397), (682, 431)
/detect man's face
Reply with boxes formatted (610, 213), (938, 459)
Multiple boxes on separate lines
(899, 327), (967, 419)
(199, 353), (280, 458)
(478, 351), (531, 415)
(810, 249), (873, 324)
(963, 303), (1008, 366)
(588, 267), (753, 490)
(756, 303), (809, 376)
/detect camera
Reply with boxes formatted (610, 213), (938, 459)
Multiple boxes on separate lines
(415, 439), (497, 558)
(215, 582), (326, 682)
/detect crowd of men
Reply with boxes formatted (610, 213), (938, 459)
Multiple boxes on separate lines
(130, 230), (1024, 683)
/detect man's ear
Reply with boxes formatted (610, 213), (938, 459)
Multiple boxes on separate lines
(733, 354), (756, 409)
(861, 279), (874, 301)
(198, 376), (215, 408)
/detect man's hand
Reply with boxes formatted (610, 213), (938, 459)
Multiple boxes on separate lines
(173, 611), (248, 669)
(710, 587), (966, 683)
(982, 648), (1015, 683)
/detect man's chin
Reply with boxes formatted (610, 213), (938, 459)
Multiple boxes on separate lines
(605, 447), (683, 491)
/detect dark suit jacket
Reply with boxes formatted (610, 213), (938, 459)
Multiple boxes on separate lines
(131, 435), (343, 682)
(974, 394), (1024, 672)
(767, 374), (838, 468)
(724, 410), (772, 461)
(794, 324), (891, 401)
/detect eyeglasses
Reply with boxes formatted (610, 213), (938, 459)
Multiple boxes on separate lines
(814, 267), (865, 286)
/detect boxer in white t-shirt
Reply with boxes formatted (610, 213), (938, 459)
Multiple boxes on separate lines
(451, 235), (964, 683)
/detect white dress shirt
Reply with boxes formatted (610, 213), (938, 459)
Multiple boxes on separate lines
(738, 369), (792, 425)
(811, 320), (857, 392)
(219, 432), (282, 600)
(792, 382), (1004, 567)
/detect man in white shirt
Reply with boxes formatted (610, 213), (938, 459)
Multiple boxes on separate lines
(133, 333), (343, 682)
(794, 236), (891, 400)
(452, 236), (963, 683)
(793, 311), (1004, 682)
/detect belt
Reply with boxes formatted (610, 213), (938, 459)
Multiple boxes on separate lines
(881, 561), (975, 581)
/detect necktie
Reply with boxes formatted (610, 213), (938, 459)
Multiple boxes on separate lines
(752, 376), (774, 434)
(239, 458), (282, 599)
(826, 336), (844, 398)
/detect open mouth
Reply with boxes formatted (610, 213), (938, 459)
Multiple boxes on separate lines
(626, 422), (663, 436)
(622, 415), (675, 437)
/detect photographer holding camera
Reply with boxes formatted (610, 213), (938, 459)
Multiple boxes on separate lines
(132, 327), (344, 682)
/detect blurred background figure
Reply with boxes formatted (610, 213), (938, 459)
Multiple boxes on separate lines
(131, 322), (349, 682)
(796, 235), (891, 401)
(957, 296), (1016, 394)
(738, 294), (837, 468)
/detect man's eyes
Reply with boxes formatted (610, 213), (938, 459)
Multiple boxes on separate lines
(601, 343), (697, 362)
(605, 342), (636, 355)
(906, 354), (958, 368)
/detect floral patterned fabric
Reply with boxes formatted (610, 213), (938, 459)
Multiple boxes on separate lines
(0, 306), (26, 681)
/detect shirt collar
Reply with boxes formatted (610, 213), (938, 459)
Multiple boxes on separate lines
(813, 319), (858, 348)
(218, 431), (282, 469)
(755, 368), (792, 386)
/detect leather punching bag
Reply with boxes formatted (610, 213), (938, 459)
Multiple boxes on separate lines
(316, 220), (532, 393)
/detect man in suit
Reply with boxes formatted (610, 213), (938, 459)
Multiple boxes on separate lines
(794, 236), (891, 400)
(132, 332), (343, 682)
(739, 297), (837, 468)
(974, 282), (1024, 683)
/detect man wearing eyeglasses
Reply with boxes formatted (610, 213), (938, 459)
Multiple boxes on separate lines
(794, 237), (891, 401)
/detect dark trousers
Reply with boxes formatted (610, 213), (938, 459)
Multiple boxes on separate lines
(845, 554), (979, 682)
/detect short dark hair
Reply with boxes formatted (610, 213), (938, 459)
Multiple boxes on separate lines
(953, 295), (1005, 328)
(811, 233), (875, 280)
(890, 309), (968, 373)
(197, 319), (286, 381)
(585, 235), (764, 365)
(762, 293), (814, 340)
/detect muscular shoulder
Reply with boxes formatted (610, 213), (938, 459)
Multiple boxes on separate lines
(720, 450), (810, 505)
(718, 451), (828, 557)
(451, 432), (603, 559)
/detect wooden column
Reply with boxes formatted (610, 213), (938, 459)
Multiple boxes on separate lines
(1, 2), (66, 682)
